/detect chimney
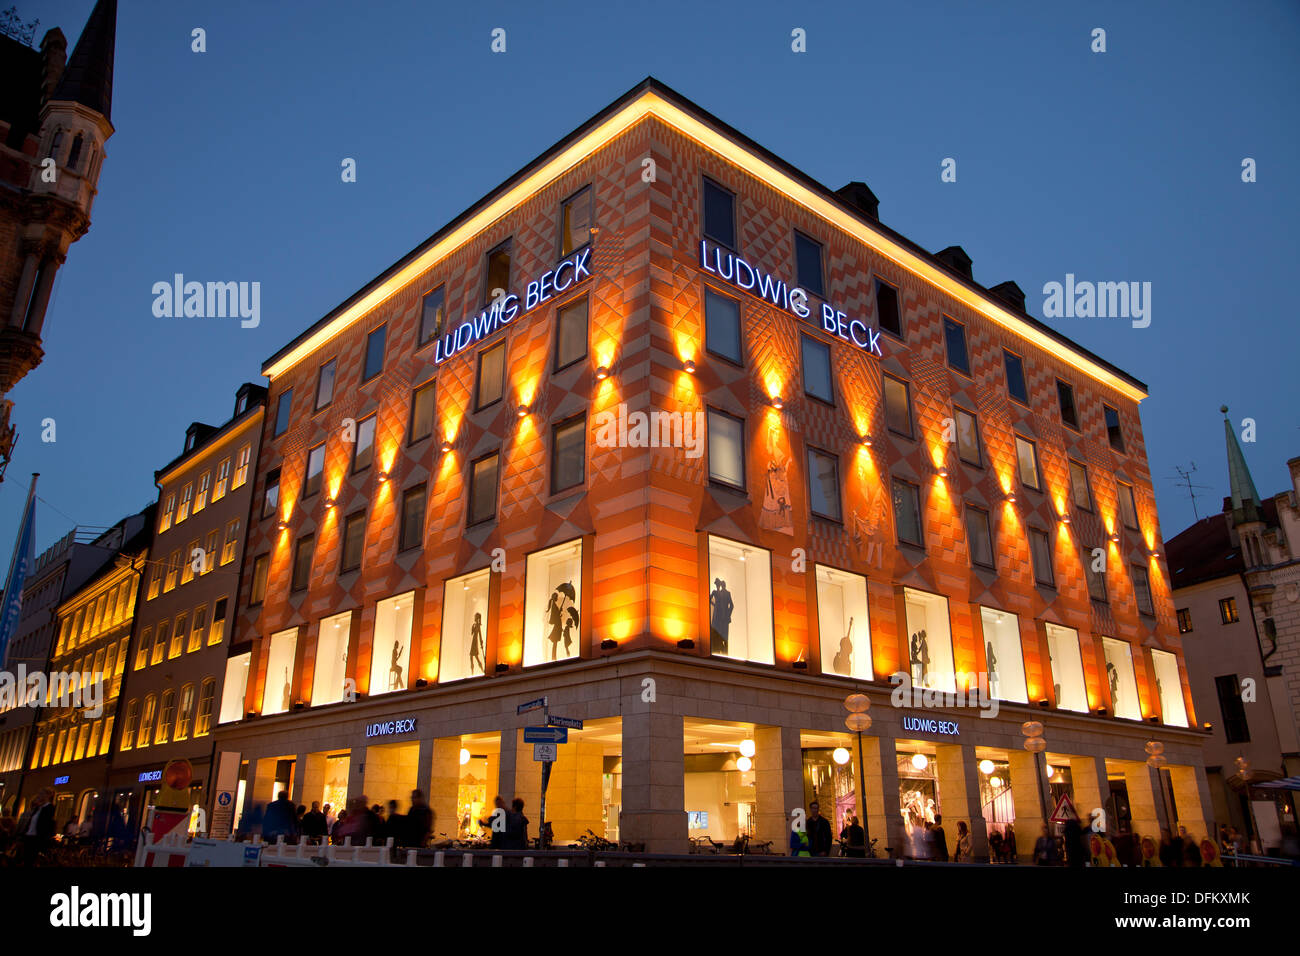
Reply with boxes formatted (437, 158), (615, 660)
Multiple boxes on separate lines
(835, 181), (879, 221)
(990, 280), (1026, 313)
(934, 246), (973, 280)
(40, 28), (68, 104)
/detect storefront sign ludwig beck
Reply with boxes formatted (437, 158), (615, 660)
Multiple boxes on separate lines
(365, 716), (418, 739)
(900, 714), (960, 737)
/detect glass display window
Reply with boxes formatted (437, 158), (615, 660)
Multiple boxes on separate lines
(370, 592), (414, 695)
(707, 536), (774, 664)
(263, 628), (298, 715)
(979, 607), (1028, 703)
(1102, 636), (1141, 720)
(219, 653), (250, 724)
(896, 747), (940, 859)
(976, 756), (1015, 832)
(524, 540), (583, 667)
(902, 588), (955, 693)
(1150, 648), (1188, 727)
(322, 754), (349, 818)
(457, 753), (489, 838)
(816, 565), (871, 679)
(312, 611), (352, 706)
(441, 569), (491, 681)
(1044, 623), (1087, 713)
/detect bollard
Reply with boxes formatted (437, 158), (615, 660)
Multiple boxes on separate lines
(433, 850), (445, 868)
(461, 852), (473, 867)
(492, 854), (503, 867)
(406, 849), (417, 866)
(523, 857), (534, 867)
(595, 861), (606, 867)
(557, 858), (569, 867)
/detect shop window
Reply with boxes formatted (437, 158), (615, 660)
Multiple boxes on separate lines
(561, 185), (593, 257)
(399, 485), (426, 552)
(1150, 649), (1187, 727)
(219, 655), (250, 724)
(209, 598), (227, 646)
(313, 611), (352, 706)
(1104, 404), (1126, 452)
(979, 607), (1027, 703)
(1118, 481), (1139, 529)
(704, 286), (742, 364)
(353, 414), (376, 470)
(1028, 528), (1054, 587)
(706, 408), (745, 490)
(815, 565), (871, 679)
(875, 280), (902, 338)
(1044, 623), (1087, 712)
(340, 510), (366, 572)
(468, 452), (499, 525)
(551, 415), (586, 494)
(944, 317), (969, 374)
(291, 534), (314, 591)
(702, 177), (735, 249)
(274, 389), (293, 436)
(303, 443), (325, 499)
(707, 536), (774, 664)
(475, 342), (505, 410)
(249, 553), (269, 605)
(176, 684), (195, 741)
(441, 568), (491, 681)
(954, 407), (980, 466)
(1015, 436), (1041, 490)
(883, 375), (912, 437)
(363, 325), (386, 381)
(554, 296), (588, 371)
(1214, 675), (1250, 743)
(892, 477), (923, 548)
(800, 335), (833, 404)
(1219, 597), (1239, 624)
(419, 286), (446, 346)
(408, 383), (434, 446)
(1176, 608), (1192, 633)
(897, 749), (939, 858)
(370, 592), (414, 695)
(965, 505), (994, 569)
(1101, 637), (1140, 719)
(315, 359), (336, 410)
(262, 469), (280, 519)
(483, 239), (512, 303)
(263, 628), (299, 715)
(903, 588), (956, 693)
(524, 540), (583, 666)
(1003, 350), (1029, 405)
(1069, 460), (1092, 511)
(794, 231), (824, 297)
(1132, 564), (1154, 616)
(806, 447), (842, 521)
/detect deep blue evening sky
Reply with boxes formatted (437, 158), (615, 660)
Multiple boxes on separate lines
(3, 0), (1297, 556)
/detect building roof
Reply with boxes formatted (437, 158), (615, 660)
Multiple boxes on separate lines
(1167, 497), (1280, 590)
(1223, 406), (1263, 525)
(51, 0), (115, 121)
(260, 77), (1149, 399)
(0, 32), (43, 144)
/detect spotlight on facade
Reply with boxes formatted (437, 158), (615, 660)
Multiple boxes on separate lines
(494, 663), (509, 673)
(832, 747), (850, 765)
(325, 498), (336, 509)
(937, 467), (949, 479)
(1037, 698), (1050, 709)
(676, 638), (695, 649)
(1202, 721), (1213, 733)
(861, 436), (873, 448)
(516, 403), (529, 418)
(600, 638), (617, 650)
(1095, 706), (1108, 717)
(1147, 715), (1159, 723)
(293, 700), (305, 710)
(771, 395), (784, 410)
(739, 739), (756, 758)
(683, 357), (696, 374)
(1005, 492), (1016, 504)
(378, 471), (390, 482)
(595, 365), (610, 381)
(276, 521), (288, 531)
(440, 439), (452, 454)
(1110, 532), (1120, 543)
(793, 659), (807, 669)
(415, 677), (428, 688)
(1059, 513), (1070, 525)
(245, 711), (258, 720)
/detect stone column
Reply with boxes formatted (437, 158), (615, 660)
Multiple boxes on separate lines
(1120, 759), (1161, 843)
(935, 743), (985, 859)
(511, 729), (543, 830)
(294, 752), (325, 807)
(860, 734), (901, 856)
(21, 260), (57, 335)
(1068, 754), (1110, 829)
(1168, 763), (1214, 844)
(249, 756), (279, 804)
(427, 737), (459, 839)
(753, 724), (801, 850)
(619, 708), (685, 854)
(1008, 750), (1048, 861)
(7, 254), (38, 327)
(545, 740), (604, 842)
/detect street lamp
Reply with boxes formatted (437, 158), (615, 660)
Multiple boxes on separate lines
(1022, 720), (1050, 829)
(843, 693), (873, 853)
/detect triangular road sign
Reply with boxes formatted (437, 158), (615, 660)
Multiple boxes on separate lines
(1049, 791), (1077, 824)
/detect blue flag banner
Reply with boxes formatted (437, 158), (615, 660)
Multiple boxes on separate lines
(0, 480), (36, 667)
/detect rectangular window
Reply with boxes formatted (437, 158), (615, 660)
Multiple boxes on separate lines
(903, 588), (956, 692)
(706, 536), (774, 664)
(177, 484), (193, 523)
(159, 494), (175, 533)
(1084, 543), (1108, 602)
(815, 565), (871, 679)
(137, 696), (156, 748)
(400, 485), (426, 552)
(1102, 636), (1141, 719)
(943, 317), (970, 374)
(218, 656), (250, 724)
(408, 383), (435, 445)
(800, 335), (833, 404)
(188, 606), (206, 652)
(221, 518), (240, 565)
(352, 414), (376, 471)
(440, 570), (491, 682)
(340, 510), (366, 572)
(702, 178), (735, 249)
(263, 628), (298, 715)
(892, 477), (923, 547)
(1177, 608), (1193, 633)
(1118, 481), (1139, 529)
(134, 629), (151, 670)
(883, 375), (912, 437)
(370, 593), (413, 695)
(363, 325), (386, 381)
(250, 553), (269, 605)
(274, 389), (293, 436)
(1045, 623), (1087, 712)
(468, 453), (499, 526)
(181, 540), (198, 584)
(965, 505), (994, 568)
(806, 447), (841, 521)
(303, 444), (325, 499)
(1069, 460), (1092, 511)
(794, 231), (824, 297)
(233, 444), (251, 488)
(551, 416), (586, 493)
(706, 408), (745, 490)
(1004, 350), (1029, 405)
(1219, 597), (1239, 624)
(475, 342), (505, 410)
(704, 286), (743, 365)
(1015, 435), (1041, 490)
(194, 472), (211, 513)
(291, 535), (314, 591)
(314, 611), (353, 705)
(315, 359), (336, 410)
(204, 530), (218, 574)
(522, 540), (584, 666)
(419, 286), (446, 346)
(169, 613), (186, 658)
(484, 239), (512, 302)
(875, 280), (902, 338)
(1151, 649), (1188, 727)
(213, 458), (230, 501)
(561, 185), (593, 257)
(1104, 404), (1126, 452)
(196, 679), (216, 737)
(554, 296), (588, 371)
(164, 551), (180, 592)
(121, 702), (138, 752)
(954, 407), (980, 466)
(1057, 380), (1079, 430)
(980, 607), (1028, 703)
(1132, 564), (1154, 615)
(175, 684), (195, 741)
(1215, 675), (1250, 743)
(209, 598), (227, 646)
(1028, 528), (1054, 586)
(263, 468), (281, 519)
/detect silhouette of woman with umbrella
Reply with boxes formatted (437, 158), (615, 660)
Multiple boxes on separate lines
(546, 582), (576, 660)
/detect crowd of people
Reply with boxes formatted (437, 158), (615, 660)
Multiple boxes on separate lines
(0, 787), (137, 864)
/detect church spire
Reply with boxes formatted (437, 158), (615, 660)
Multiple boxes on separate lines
(1222, 405), (1262, 525)
(51, 0), (116, 121)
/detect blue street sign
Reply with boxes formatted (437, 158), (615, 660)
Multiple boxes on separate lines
(547, 715), (583, 730)
(523, 726), (567, 744)
(517, 697), (548, 715)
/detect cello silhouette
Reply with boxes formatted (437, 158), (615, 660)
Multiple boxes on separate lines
(833, 618), (854, 675)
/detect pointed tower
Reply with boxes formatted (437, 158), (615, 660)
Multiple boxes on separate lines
(0, 0), (117, 481)
(1221, 405), (1268, 568)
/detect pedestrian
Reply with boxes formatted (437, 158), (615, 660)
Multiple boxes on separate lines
(1180, 827), (1202, 867)
(507, 797), (529, 850)
(929, 815), (949, 861)
(1063, 813), (1088, 868)
(806, 801), (833, 857)
(406, 790), (433, 848)
(262, 791), (299, 843)
(323, 803), (336, 830)
(301, 801), (328, 841)
(1158, 828), (1180, 867)
(954, 820), (972, 862)
(16, 788), (55, 863)
(988, 827), (1004, 863)
(384, 799), (405, 845)
(1003, 823), (1017, 863)
(479, 795), (508, 848)
(1033, 824), (1058, 865)
(840, 814), (866, 857)
(334, 796), (380, 844)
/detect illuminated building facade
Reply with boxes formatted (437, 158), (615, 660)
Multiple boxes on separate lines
(211, 79), (1211, 857)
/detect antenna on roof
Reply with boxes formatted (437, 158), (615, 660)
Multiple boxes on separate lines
(1166, 462), (1213, 521)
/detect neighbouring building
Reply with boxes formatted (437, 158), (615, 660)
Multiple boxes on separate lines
(209, 78), (1212, 857)
(109, 384), (266, 826)
(19, 505), (151, 832)
(1168, 412), (1300, 854)
(0, 0), (117, 480)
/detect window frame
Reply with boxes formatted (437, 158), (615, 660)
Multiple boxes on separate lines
(943, 316), (970, 375)
(1003, 349), (1030, 406)
(249, 553), (269, 606)
(1176, 608), (1193, 633)
(418, 285), (447, 348)
(891, 476), (924, 549)
(550, 413), (587, 495)
(874, 278), (903, 340)
(362, 324), (387, 382)
(291, 534), (314, 592)
(559, 184), (594, 259)
(340, 509), (366, 573)
(408, 380), (436, 446)
(1028, 526), (1055, 588)
(398, 484), (427, 553)
(965, 503), (995, 569)
(302, 443), (325, 500)
(1132, 563), (1155, 616)
(703, 284), (744, 367)
(705, 406), (747, 492)
(805, 445), (843, 522)
(800, 334), (834, 406)
(552, 294), (589, 373)
(482, 237), (513, 305)
(467, 451), (500, 527)
(701, 176), (737, 250)
(315, 358), (337, 412)
(953, 405), (982, 467)
(1014, 434), (1042, 491)
(1069, 459), (1093, 512)
(475, 342), (506, 412)
(1056, 379), (1080, 431)
(353, 413), (377, 471)
(273, 389), (293, 436)
(793, 230), (825, 298)
(1104, 404), (1126, 452)
(882, 374), (914, 439)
